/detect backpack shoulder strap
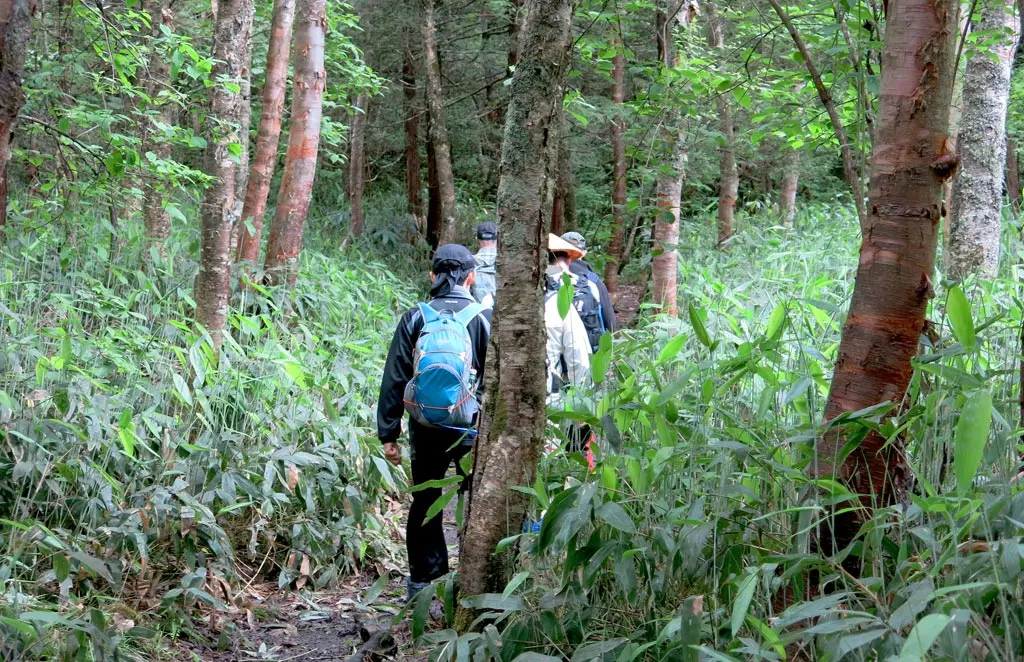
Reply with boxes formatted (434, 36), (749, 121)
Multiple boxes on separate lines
(452, 302), (485, 327)
(418, 302), (440, 325)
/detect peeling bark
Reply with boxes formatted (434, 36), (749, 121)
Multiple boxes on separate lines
(458, 0), (573, 624)
(236, 0), (295, 264)
(348, 93), (369, 238)
(195, 0), (253, 351)
(0, 0), (32, 233)
(818, 0), (958, 553)
(707, 1), (736, 248)
(948, 0), (1019, 279)
(142, 0), (175, 248)
(603, 38), (626, 301)
(422, 0), (457, 246)
(403, 33), (423, 224)
(262, 0), (327, 287)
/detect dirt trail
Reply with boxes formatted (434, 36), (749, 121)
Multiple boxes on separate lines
(177, 502), (460, 661)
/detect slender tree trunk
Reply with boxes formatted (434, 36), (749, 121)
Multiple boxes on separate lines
(458, 0), (573, 622)
(778, 147), (799, 228)
(0, 0), (32, 232)
(769, 0), (866, 227)
(348, 93), (369, 238)
(403, 34), (423, 225)
(422, 0), (457, 246)
(229, 5), (255, 252)
(1008, 135), (1022, 212)
(651, 0), (695, 316)
(426, 126), (442, 248)
(195, 0), (252, 351)
(707, 1), (737, 248)
(142, 0), (174, 248)
(603, 40), (626, 301)
(237, 0), (295, 263)
(942, 8), (970, 250)
(550, 109), (573, 235)
(948, 0), (1019, 279)
(262, 0), (326, 287)
(818, 0), (957, 551)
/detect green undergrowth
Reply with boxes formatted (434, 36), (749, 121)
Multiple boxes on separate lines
(421, 206), (1024, 661)
(0, 222), (412, 659)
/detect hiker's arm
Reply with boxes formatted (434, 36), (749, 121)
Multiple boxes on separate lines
(377, 312), (416, 444)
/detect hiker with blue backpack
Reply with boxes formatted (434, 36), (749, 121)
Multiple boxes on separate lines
(376, 244), (491, 600)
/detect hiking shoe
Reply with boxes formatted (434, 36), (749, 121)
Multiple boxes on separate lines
(407, 579), (431, 603)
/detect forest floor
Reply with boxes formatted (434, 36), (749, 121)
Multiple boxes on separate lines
(174, 503), (459, 662)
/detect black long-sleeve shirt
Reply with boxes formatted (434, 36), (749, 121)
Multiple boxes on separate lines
(570, 260), (617, 332)
(376, 286), (492, 444)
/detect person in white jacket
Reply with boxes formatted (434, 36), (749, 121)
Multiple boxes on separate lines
(544, 233), (592, 398)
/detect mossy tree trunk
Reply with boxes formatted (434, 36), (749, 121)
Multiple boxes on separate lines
(422, 0), (458, 246)
(457, 0), (573, 630)
(0, 0), (32, 232)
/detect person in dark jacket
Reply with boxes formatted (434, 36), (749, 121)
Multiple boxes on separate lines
(377, 244), (491, 600)
(560, 232), (617, 333)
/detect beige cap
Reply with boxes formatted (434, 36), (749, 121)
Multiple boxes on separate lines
(548, 233), (586, 259)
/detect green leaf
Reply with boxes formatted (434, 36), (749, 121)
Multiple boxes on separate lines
(459, 593), (524, 611)
(731, 570), (757, 636)
(657, 333), (687, 364)
(765, 302), (787, 341)
(898, 613), (951, 661)
(164, 202), (186, 223)
(118, 408), (136, 458)
(512, 655), (563, 662)
(423, 486), (458, 526)
(362, 574), (388, 605)
(688, 304), (712, 348)
(409, 475), (463, 492)
(557, 273), (573, 320)
(954, 389), (993, 494)
(596, 501), (636, 534)
(502, 571), (531, 599)
(0, 616), (38, 639)
(946, 285), (976, 349)
(172, 372), (193, 406)
(571, 638), (628, 662)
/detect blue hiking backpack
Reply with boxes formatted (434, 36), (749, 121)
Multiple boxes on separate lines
(403, 302), (486, 430)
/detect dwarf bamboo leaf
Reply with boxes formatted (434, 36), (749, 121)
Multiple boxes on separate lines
(946, 285), (976, 349)
(557, 273), (573, 320)
(730, 570), (757, 636)
(899, 613), (951, 661)
(954, 389), (993, 494)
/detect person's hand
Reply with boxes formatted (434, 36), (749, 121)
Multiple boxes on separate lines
(383, 442), (402, 466)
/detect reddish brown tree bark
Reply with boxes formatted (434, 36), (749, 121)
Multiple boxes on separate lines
(195, 0), (253, 351)
(142, 0), (174, 248)
(348, 93), (369, 238)
(818, 0), (958, 547)
(402, 33), (423, 225)
(458, 0), (573, 622)
(0, 0), (31, 232)
(1008, 136), (1022, 212)
(706, 1), (737, 248)
(237, 0), (295, 263)
(422, 0), (457, 246)
(262, 0), (327, 287)
(603, 39), (626, 301)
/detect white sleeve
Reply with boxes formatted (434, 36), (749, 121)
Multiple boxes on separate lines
(544, 298), (564, 389)
(562, 307), (591, 386)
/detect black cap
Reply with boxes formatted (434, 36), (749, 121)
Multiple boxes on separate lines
(431, 244), (477, 273)
(477, 222), (498, 240)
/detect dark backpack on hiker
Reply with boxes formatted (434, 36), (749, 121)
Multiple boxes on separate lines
(545, 273), (605, 354)
(403, 302), (485, 430)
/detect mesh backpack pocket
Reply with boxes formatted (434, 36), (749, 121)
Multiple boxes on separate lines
(403, 302), (484, 429)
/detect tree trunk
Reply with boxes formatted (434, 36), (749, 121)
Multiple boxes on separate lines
(778, 147), (799, 228)
(237, 0), (295, 263)
(0, 0), (32, 232)
(403, 33), (423, 225)
(422, 0), (457, 246)
(229, 6), (255, 251)
(262, 0), (327, 287)
(348, 93), (369, 238)
(426, 129), (442, 248)
(550, 109), (573, 235)
(707, 1), (737, 248)
(142, 0), (175, 248)
(948, 0), (1019, 279)
(1008, 135), (1022, 212)
(651, 0), (695, 316)
(603, 41), (626, 301)
(458, 0), (573, 621)
(818, 0), (957, 551)
(195, 0), (252, 351)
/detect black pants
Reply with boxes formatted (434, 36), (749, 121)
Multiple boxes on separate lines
(407, 421), (472, 584)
